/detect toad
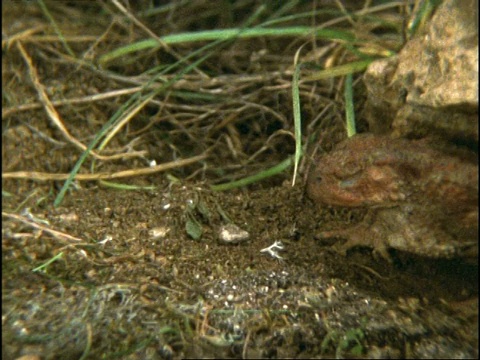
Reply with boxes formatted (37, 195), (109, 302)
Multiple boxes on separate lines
(307, 134), (478, 260)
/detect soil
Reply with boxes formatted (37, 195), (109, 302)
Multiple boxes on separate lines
(2, 1), (478, 359)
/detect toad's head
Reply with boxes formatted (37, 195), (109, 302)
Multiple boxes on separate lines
(307, 135), (408, 207)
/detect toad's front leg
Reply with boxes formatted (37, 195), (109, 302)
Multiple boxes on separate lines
(316, 208), (393, 261)
(315, 205), (470, 261)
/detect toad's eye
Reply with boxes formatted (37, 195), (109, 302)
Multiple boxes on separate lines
(339, 173), (362, 188)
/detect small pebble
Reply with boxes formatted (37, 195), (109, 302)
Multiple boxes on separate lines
(218, 224), (250, 244)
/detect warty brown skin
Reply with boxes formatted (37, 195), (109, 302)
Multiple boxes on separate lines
(307, 134), (478, 259)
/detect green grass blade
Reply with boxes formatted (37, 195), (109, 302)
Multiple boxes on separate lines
(37, 0), (76, 58)
(32, 252), (64, 272)
(291, 63), (302, 186)
(303, 59), (373, 81)
(100, 27), (354, 66)
(407, 0), (442, 38)
(99, 180), (156, 190)
(211, 157), (293, 191)
(344, 73), (356, 137)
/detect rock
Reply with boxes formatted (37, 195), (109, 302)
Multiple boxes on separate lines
(363, 0), (478, 145)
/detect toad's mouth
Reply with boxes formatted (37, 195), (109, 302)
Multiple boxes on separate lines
(318, 190), (368, 207)
(307, 172), (399, 207)
(307, 178), (368, 207)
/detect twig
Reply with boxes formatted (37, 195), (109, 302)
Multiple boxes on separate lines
(2, 154), (208, 181)
(2, 87), (142, 118)
(2, 211), (83, 242)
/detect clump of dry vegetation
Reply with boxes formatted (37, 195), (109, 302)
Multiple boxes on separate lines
(3, 0), (406, 194)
